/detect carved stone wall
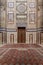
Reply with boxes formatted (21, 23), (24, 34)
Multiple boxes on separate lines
(37, 0), (42, 27)
(16, 0), (27, 27)
(0, 0), (43, 44)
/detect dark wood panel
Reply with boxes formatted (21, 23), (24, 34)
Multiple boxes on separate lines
(0, 33), (3, 44)
(40, 33), (43, 44)
(18, 27), (26, 43)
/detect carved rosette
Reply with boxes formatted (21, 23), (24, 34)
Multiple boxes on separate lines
(16, 3), (27, 13)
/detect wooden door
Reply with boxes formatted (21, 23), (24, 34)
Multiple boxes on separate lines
(0, 33), (3, 44)
(18, 27), (26, 43)
(40, 33), (43, 44)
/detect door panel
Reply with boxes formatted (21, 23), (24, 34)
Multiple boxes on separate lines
(18, 29), (22, 43)
(0, 33), (2, 44)
(40, 33), (43, 44)
(21, 29), (25, 43)
(18, 27), (26, 43)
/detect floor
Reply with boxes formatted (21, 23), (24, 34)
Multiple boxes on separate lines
(0, 44), (43, 65)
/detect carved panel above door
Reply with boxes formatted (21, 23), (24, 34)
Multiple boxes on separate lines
(16, 0), (27, 20)
(16, 3), (27, 13)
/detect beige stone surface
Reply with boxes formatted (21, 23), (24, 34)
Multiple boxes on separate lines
(0, 0), (43, 44)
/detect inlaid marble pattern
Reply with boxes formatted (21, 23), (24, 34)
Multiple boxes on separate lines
(16, 4), (27, 13)
(16, 0), (27, 13)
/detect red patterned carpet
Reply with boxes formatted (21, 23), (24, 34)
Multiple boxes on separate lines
(0, 44), (43, 65)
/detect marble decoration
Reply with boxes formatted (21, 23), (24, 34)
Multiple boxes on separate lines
(16, 14), (27, 19)
(29, 2), (36, 8)
(8, 2), (14, 8)
(8, 12), (14, 22)
(29, 12), (35, 23)
(17, 4), (27, 13)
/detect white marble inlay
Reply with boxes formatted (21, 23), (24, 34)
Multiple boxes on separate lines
(17, 4), (27, 13)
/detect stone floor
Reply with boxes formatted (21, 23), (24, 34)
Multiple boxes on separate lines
(0, 44), (43, 65)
